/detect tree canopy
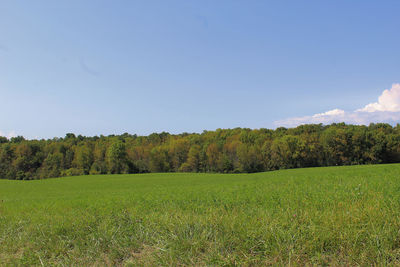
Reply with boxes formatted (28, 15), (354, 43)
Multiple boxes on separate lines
(1, 123), (400, 180)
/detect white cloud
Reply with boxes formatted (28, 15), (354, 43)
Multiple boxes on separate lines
(357, 84), (400, 112)
(275, 83), (400, 127)
(312, 108), (345, 118)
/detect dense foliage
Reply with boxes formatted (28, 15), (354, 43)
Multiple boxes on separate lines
(1, 123), (400, 180)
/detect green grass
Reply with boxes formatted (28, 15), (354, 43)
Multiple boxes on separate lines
(1, 164), (400, 266)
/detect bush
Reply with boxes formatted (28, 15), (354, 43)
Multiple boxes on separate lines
(62, 168), (84, 177)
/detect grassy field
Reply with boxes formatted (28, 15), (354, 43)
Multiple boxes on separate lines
(1, 164), (400, 266)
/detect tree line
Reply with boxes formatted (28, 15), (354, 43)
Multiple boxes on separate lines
(1, 123), (400, 180)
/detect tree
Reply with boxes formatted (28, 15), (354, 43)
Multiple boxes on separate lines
(169, 139), (189, 171)
(321, 127), (352, 166)
(1, 123), (400, 180)
(206, 143), (220, 172)
(237, 143), (263, 173)
(106, 140), (128, 174)
(180, 144), (201, 172)
(40, 152), (64, 178)
(73, 145), (93, 174)
(270, 135), (305, 169)
(149, 146), (170, 172)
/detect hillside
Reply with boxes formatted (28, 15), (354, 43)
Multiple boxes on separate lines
(1, 164), (400, 265)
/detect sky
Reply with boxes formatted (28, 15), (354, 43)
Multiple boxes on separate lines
(1, 1), (400, 139)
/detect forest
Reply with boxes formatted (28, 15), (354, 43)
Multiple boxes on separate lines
(1, 123), (400, 180)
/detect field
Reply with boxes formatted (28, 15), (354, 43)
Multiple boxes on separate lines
(1, 165), (400, 266)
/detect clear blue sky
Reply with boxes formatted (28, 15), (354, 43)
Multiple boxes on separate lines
(1, 1), (400, 139)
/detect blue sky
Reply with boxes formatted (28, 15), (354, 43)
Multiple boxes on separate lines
(1, 1), (400, 139)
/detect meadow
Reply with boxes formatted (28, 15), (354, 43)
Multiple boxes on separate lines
(1, 164), (400, 266)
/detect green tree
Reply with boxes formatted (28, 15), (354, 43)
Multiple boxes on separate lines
(149, 146), (170, 172)
(180, 144), (201, 172)
(73, 145), (93, 174)
(107, 140), (128, 174)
